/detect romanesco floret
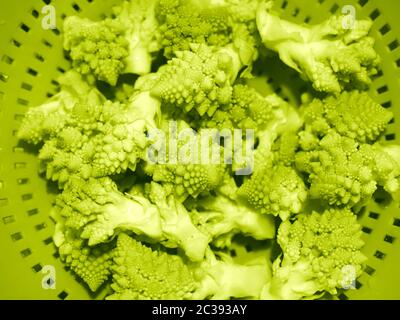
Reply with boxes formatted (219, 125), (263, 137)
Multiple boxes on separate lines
(156, 0), (232, 58)
(295, 132), (400, 206)
(238, 162), (307, 220)
(108, 233), (198, 300)
(271, 131), (299, 166)
(63, 16), (129, 86)
(150, 44), (241, 116)
(156, 0), (261, 66)
(64, 0), (161, 84)
(108, 234), (270, 300)
(257, 2), (379, 93)
(18, 76), (160, 185)
(300, 91), (393, 145)
(17, 71), (93, 145)
(144, 119), (227, 200)
(151, 164), (226, 199)
(200, 84), (276, 130)
(52, 218), (114, 292)
(261, 208), (366, 300)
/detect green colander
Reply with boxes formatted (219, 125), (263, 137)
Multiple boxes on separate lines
(1, 0), (400, 300)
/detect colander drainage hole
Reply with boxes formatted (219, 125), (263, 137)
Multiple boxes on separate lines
(362, 226), (372, 234)
(31, 10), (39, 18)
(380, 24), (391, 36)
(43, 237), (53, 245)
(393, 218), (400, 227)
(20, 248), (32, 258)
(20, 23), (30, 33)
(72, 3), (81, 12)
(338, 293), (349, 300)
(386, 133), (396, 141)
(41, 39), (52, 48)
(384, 235), (395, 243)
(377, 85), (388, 94)
(374, 250), (386, 260)
(368, 211), (380, 220)
(369, 9), (380, 20)
(21, 82), (33, 91)
(0, 72), (8, 83)
(382, 101), (391, 108)
(11, 39), (21, 48)
(364, 265), (376, 275)
(389, 40), (399, 52)
(1, 55), (14, 65)
(35, 223), (46, 231)
(27, 208), (38, 217)
(27, 68), (38, 77)
(2, 215), (15, 224)
(330, 4), (339, 14)
(32, 263), (42, 273)
(58, 291), (68, 300)
(11, 232), (23, 241)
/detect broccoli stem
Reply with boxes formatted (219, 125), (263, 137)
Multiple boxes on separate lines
(125, 44), (153, 75)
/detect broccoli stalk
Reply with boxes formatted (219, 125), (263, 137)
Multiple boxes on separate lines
(113, 0), (162, 75)
(192, 249), (270, 300)
(56, 177), (208, 262)
(191, 194), (275, 248)
(145, 182), (210, 261)
(189, 175), (276, 248)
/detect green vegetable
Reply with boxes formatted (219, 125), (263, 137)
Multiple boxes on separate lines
(294, 91), (399, 207)
(64, 0), (161, 84)
(150, 44), (241, 117)
(108, 233), (198, 299)
(157, 0), (261, 67)
(238, 162), (307, 220)
(299, 91), (393, 145)
(257, 1), (379, 93)
(189, 175), (276, 248)
(108, 233), (270, 300)
(18, 0), (397, 300)
(63, 16), (129, 86)
(261, 208), (366, 300)
(296, 132), (400, 207)
(53, 176), (208, 262)
(18, 71), (160, 185)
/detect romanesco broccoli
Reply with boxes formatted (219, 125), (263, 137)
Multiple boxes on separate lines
(257, 1), (379, 93)
(261, 208), (366, 300)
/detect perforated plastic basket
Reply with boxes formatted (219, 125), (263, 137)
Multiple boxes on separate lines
(1, 0), (400, 300)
